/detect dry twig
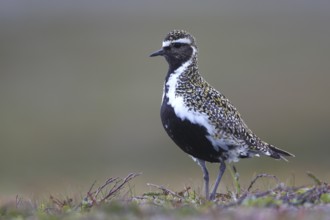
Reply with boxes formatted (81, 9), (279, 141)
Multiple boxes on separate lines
(247, 173), (280, 192)
(147, 183), (183, 199)
(78, 172), (141, 209)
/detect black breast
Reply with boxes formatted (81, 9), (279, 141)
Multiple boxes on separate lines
(160, 98), (225, 163)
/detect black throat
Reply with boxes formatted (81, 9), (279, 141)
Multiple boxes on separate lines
(164, 44), (194, 74)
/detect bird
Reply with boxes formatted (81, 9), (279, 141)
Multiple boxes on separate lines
(150, 30), (294, 200)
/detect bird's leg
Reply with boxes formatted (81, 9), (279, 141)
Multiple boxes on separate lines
(196, 159), (209, 200)
(209, 160), (226, 200)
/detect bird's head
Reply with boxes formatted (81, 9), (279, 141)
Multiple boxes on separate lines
(150, 30), (197, 70)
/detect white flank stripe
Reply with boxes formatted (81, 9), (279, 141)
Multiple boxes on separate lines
(165, 50), (228, 153)
(162, 41), (252, 162)
(161, 83), (165, 104)
(164, 47), (248, 154)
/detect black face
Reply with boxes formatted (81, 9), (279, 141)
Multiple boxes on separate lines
(150, 42), (194, 70)
(163, 43), (193, 66)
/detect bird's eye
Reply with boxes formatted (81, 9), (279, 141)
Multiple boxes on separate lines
(172, 43), (182, 48)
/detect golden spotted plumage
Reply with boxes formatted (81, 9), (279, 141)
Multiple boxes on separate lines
(150, 29), (294, 200)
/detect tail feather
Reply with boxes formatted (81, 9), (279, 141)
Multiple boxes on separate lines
(268, 144), (295, 161)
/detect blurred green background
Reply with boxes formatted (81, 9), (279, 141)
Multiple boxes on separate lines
(1, 1), (329, 196)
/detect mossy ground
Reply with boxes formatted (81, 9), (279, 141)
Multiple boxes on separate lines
(1, 172), (330, 220)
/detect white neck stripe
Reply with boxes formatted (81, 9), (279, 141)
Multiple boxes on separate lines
(162, 38), (192, 47)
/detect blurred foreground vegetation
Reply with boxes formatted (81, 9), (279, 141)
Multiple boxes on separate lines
(1, 172), (330, 220)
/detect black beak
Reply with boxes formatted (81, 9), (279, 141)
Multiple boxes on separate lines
(149, 48), (164, 57)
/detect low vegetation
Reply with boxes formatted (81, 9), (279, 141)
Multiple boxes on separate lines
(1, 170), (330, 220)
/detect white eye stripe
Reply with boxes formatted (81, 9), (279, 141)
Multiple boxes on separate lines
(162, 41), (171, 47)
(162, 38), (192, 47)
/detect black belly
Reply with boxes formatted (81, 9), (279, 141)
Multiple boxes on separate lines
(160, 102), (225, 163)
